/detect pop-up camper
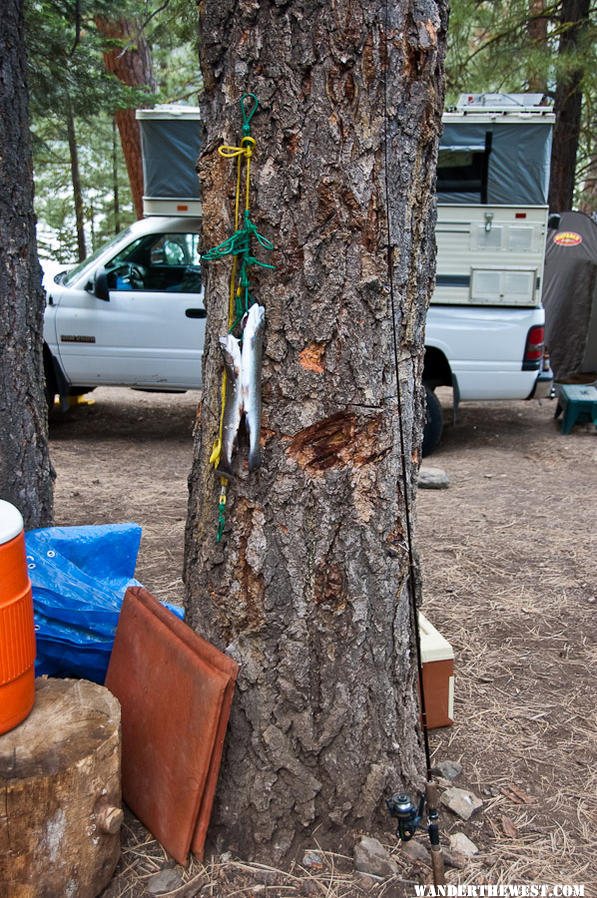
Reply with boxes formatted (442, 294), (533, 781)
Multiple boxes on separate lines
(137, 105), (202, 218)
(433, 92), (554, 309)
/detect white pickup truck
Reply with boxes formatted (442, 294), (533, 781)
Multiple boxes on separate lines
(43, 216), (206, 401)
(42, 96), (554, 454)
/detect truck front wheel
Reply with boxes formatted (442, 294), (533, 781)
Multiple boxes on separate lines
(422, 386), (443, 457)
(43, 350), (57, 412)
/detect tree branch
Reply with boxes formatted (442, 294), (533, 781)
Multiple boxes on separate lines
(456, 3), (562, 71)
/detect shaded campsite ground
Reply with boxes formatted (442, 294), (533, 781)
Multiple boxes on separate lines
(48, 387), (596, 896)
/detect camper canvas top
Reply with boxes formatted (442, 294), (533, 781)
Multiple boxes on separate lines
(439, 95), (554, 207)
(136, 105), (202, 216)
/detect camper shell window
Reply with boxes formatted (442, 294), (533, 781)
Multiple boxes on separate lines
(437, 142), (490, 203)
(437, 118), (552, 206)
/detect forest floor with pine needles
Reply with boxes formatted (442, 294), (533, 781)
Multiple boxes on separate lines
(48, 387), (596, 898)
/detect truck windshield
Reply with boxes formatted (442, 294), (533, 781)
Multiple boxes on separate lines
(62, 226), (135, 286)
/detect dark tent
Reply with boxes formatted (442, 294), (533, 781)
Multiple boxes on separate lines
(542, 211), (597, 383)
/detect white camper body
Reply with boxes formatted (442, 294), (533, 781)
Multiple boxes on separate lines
(433, 97), (554, 310)
(422, 95), (555, 449)
(435, 203), (548, 309)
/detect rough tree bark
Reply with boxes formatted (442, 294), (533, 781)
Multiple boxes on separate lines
(96, 16), (156, 219)
(548, 0), (591, 212)
(185, 0), (447, 861)
(0, 0), (53, 528)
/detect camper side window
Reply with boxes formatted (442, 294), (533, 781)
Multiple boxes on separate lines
(437, 149), (487, 203)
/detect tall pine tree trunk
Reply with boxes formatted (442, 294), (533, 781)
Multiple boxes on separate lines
(96, 17), (156, 219)
(112, 118), (121, 234)
(66, 99), (87, 261)
(548, 0), (590, 212)
(527, 0), (548, 93)
(0, 0), (53, 528)
(185, 0), (447, 861)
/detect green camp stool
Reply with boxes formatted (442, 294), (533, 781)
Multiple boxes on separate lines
(556, 383), (597, 434)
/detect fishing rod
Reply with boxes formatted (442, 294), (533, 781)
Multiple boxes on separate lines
(381, 2), (446, 887)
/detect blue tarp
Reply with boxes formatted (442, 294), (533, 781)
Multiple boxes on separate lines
(25, 523), (183, 683)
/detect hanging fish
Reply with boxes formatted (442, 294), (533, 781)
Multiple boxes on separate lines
(241, 303), (265, 472)
(217, 333), (243, 477)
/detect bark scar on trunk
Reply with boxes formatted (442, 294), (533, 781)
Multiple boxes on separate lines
(298, 343), (326, 374)
(287, 411), (387, 472)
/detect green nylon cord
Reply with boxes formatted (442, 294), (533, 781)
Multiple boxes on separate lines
(203, 213), (275, 333)
(241, 92), (259, 135)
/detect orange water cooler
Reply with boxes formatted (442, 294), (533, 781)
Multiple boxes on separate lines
(0, 500), (36, 735)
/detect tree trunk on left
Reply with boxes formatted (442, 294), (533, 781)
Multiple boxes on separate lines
(0, 0), (53, 528)
(96, 17), (156, 219)
(548, 0), (590, 212)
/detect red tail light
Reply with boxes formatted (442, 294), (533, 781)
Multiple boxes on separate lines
(523, 325), (544, 370)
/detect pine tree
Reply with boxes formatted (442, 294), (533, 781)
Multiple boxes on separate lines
(185, 0), (448, 861)
(0, 0), (53, 527)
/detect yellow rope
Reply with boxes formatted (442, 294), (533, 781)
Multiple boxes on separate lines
(209, 136), (256, 474)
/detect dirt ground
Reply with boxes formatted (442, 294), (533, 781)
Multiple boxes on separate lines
(48, 387), (596, 897)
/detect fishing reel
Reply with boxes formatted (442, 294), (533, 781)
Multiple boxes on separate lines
(386, 792), (426, 842)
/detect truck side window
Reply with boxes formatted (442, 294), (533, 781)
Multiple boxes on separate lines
(106, 233), (202, 294)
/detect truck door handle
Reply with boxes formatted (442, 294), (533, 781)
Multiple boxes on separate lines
(185, 308), (207, 319)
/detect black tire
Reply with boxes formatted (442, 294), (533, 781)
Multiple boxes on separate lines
(43, 352), (57, 412)
(68, 387), (96, 397)
(422, 385), (443, 457)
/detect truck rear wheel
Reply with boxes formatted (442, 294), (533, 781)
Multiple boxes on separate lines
(422, 386), (443, 457)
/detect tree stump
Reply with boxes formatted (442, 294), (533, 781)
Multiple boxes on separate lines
(0, 677), (122, 898)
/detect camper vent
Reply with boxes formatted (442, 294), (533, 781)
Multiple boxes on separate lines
(470, 268), (536, 305)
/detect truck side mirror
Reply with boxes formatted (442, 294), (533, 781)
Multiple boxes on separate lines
(94, 269), (110, 301)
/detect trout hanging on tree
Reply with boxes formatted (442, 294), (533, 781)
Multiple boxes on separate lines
(217, 302), (265, 476)
(217, 333), (243, 478)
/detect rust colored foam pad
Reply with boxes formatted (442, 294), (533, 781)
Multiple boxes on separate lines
(128, 586), (239, 860)
(105, 586), (238, 864)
